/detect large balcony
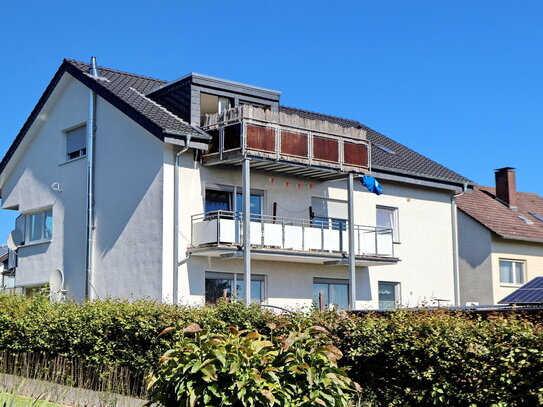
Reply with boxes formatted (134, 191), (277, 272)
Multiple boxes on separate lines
(202, 106), (370, 181)
(189, 211), (398, 266)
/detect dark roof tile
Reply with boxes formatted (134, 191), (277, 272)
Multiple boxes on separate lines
(279, 106), (471, 184)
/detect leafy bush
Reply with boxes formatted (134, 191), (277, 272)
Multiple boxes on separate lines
(146, 323), (359, 407)
(1, 293), (543, 405)
(341, 310), (543, 406)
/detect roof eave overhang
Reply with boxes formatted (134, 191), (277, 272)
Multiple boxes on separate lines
(497, 235), (543, 244)
(370, 166), (473, 192)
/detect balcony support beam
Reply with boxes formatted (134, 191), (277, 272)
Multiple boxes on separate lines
(347, 173), (356, 310)
(242, 156), (252, 306)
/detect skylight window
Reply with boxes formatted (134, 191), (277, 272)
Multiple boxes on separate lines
(529, 212), (543, 222)
(375, 144), (396, 154)
(518, 216), (534, 225)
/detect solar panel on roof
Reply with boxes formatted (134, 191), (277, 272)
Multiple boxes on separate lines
(499, 277), (543, 304)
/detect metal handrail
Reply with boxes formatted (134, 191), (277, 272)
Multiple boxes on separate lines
(190, 210), (394, 257)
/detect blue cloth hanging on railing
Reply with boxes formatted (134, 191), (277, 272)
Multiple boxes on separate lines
(360, 176), (383, 195)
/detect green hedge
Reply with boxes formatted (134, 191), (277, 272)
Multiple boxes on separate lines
(1, 293), (542, 406)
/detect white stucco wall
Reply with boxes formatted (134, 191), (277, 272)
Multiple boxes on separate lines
(175, 161), (457, 309)
(0, 74), (88, 299)
(90, 94), (165, 301)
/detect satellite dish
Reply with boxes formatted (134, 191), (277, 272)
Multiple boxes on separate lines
(49, 268), (64, 294)
(7, 229), (23, 251)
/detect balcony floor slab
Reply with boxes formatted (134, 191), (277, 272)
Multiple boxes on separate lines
(187, 245), (400, 267)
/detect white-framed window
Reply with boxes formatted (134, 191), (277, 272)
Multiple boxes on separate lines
(376, 206), (399, 242)
(25, 209), (53, 244)
(205, 272), (265, 304)
(378, 281), (401, 310)
(65, 125), (87, 161)
(312, 278), (349, 310)
(499, 260), (525, 286)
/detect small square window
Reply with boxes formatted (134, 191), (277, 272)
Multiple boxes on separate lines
(499, 260), (525, 285)
(66, 126), (87, 161)
(313, 278), (349, 310)
(378, 281), (401, 310)
(25, 209), (53, 243)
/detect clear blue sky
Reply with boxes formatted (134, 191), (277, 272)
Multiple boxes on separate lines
(1, 1), (542, 238)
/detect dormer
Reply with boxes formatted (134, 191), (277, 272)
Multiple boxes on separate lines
(147, 73), (281, 126)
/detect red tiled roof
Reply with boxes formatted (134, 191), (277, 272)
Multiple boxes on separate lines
(457, 186), (543, 243)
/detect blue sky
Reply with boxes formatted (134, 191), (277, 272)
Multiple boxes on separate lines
(1, 1), (542, 238)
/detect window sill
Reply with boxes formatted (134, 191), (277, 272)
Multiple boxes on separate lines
(59, 155), (86, 166)
(500, 283), (524, 288)
(19, 239), (52, 248)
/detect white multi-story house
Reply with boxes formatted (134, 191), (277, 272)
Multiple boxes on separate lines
(0, 58), (471, 309)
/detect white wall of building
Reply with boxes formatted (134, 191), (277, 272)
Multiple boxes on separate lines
(0, 74), (458, 308)
(0, 74), (88, 299)
(176, 162), (457, 309)
(91, 95), (166, 300)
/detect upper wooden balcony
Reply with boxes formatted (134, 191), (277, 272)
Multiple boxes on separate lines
(201, 106), (370, 181)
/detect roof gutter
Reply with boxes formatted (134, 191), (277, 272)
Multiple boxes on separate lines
(451, 182), (468, 306)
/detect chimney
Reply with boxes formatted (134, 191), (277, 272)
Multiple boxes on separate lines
(494, 167), (517, 209)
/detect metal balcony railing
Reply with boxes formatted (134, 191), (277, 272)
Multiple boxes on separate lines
(190, 210), (394, 257)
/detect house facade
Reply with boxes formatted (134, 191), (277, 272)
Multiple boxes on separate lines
(0, 59), (471, 309)
(457, 168), (543, 305)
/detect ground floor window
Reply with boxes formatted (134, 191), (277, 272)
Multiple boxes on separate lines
(499, 260), (525, 285)
(205, 272), (264, 304)
(378, 281), (401, 310)
(312, 278), (349, 310)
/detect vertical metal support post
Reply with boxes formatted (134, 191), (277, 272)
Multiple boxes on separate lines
(347, 173), (356, 310)
(242, 157), (251, 306)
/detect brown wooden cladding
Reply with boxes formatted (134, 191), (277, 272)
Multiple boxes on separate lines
(313, 136), (339, 162)
(280, 130), (308, 157)
(343, 142), (368, 167)
(246, 125), (275, 152)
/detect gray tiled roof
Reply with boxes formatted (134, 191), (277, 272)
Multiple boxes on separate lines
(65, 60), (205, 138)
(280, 106), (471, 184)
(1, 59), (470, 186)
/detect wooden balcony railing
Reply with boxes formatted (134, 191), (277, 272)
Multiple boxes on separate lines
(202, 106), (370, 174)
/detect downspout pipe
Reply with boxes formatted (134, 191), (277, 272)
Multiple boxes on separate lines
(85, 57), (98, 301)
(451, 182), (468, 306)
(173, 134), (191, 304)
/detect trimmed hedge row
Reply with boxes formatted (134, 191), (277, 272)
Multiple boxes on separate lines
(1, 293), (542, 406)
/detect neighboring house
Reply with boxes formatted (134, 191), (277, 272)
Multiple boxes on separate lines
(0, 246), (15, 293)
(0, 58), (471, 309)
(457, 168), (543, 305)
